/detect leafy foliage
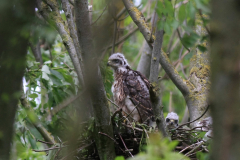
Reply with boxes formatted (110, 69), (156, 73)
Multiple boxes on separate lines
(128, 133), (189, 160)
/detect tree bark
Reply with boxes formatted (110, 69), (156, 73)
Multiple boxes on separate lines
(137, 12), (158, 78)
(137, 41), (152, 78)
(149, 30), (169, 137)
(210, 0), (240, 159)
(75, 1), (116, 159)
(37, 0), (84, 86)
(0, 1), (34, 159)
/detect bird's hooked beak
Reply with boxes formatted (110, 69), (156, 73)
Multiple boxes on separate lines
(170, 119), (175, 125)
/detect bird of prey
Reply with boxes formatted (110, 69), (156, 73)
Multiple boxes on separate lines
(165, 112), (179, 130)
(107, 53), (153, 123)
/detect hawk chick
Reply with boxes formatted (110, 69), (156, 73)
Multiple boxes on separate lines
(165, 112), (179, 130)
(107, 53), (153, 123)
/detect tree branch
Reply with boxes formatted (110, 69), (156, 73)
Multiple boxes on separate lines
(149, 30), (169, 137)
(62, 0), (83, 62)
(159, 49), (190, 95)
(75, 0), (116, 159)
(122, 0), (154, 43)
(29, 40), (43, 66)
(38, 1), (84, 86)
(122, 0), (190, 96)
(20, 88), (56, 145)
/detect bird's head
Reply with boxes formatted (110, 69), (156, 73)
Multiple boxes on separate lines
(107, 53), (130, 70)
(165, 112), (179, 129)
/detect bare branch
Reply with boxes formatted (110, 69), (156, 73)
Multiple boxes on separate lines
(159, 49), (190, 95)
(62, 0), (83, 62)
(46, 90), (86, 118)
(122, 0), (154, 43)
(107, 16), (151, 50)
(118, 133), (134, 157)
(91, 4), (108, 25)
(29, 41), (43, 66)
(107, 26), (138, 49)
(112, 21), (117, 54)
(175, 105), (209, 130)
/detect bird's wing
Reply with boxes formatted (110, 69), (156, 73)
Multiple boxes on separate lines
(122, 70), (153, 122)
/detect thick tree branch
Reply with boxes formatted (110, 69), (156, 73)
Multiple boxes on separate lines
(62, 0), (83, 62)
(29, 41), (43, 66)
(159, 49), (190, 95)
(137, 12), (158, 78)
(38, 1), (84, 86)
(122, 0), (154, 43)
(20, 89), (56, 145)
(0, 1), (35, 159)
(75, 0), (116, 159)
(149, 30), (168, 137)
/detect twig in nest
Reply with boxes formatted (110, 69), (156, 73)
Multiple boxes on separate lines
(175, 105), (209, 130)
(179, 142), (199, 153)
(111, 108), (122, 120)
(119, 103), (140, 122)
(98, 132), (125, 153)
(99, 132), (119, 144)
(177, 126), (207, 132)
(121, 123), (144, 132)
(118, 133), (134, 157)
(107, 97), (134, 120)
(184, 141), (204, 157)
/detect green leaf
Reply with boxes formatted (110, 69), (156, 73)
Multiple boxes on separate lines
(167, 140), (179, 151)
(178, 4), (186, 24)
(27, 134), (36, 149)
(42, 65), (50, 74)
(42, 72), (50, 80)
(49, 74), (62, 86)
(28, 93), (38, 99)
(185, 50), (194, 60)
(197, 45), (207, 52)
(44, 60), (52, 64)
(115, 156), (125, 160)
(165, 152), (190, 160)
(50, 69), (64, 80)
(164, 0), (174, 17)
(181, 33), (200, 48)
(194, 0), (210, 14)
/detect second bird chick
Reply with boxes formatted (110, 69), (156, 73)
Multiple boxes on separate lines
(165, 112), (179, 130)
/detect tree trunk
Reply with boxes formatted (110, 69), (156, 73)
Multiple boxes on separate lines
(75, 1), (116, 159)
(0, 1), (34, 159)
(210, 0), (240, 159)
(149, 30), (169, 137)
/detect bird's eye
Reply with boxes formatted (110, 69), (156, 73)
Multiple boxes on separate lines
(166, 118), (170, 122)
(174, 120), (178, 124)
(113, 59), (120, 63)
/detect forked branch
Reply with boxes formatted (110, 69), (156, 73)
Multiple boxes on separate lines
(122, 0), (154, 44)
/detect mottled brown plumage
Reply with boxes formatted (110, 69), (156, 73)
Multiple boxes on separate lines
(108, 53), (153, 123)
